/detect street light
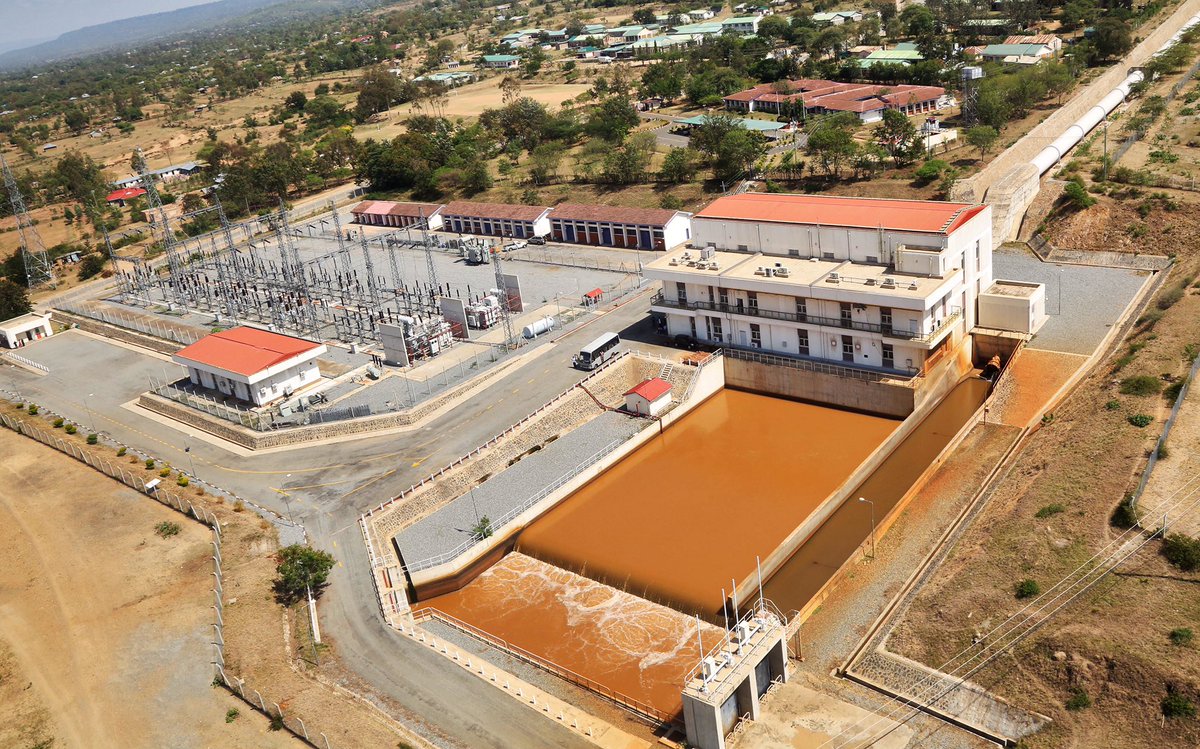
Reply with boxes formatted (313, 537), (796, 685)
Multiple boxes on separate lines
(858, 497), (876, 560)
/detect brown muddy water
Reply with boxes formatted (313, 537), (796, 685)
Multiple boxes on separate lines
(516, 389), (897, 616)
(760, 376), (991, 611)
(421, 553), (722, 717)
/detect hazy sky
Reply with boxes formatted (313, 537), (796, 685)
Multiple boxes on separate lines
(0, 0), (213, 48)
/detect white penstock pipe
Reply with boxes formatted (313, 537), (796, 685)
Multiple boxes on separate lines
(1029, 12), (1200, 176)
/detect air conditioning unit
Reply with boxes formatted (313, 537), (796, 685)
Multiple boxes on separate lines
(881, 277), (897, 289)
(700, 246), (716, 260)
(774, 267), (790, 277)
(754, 267), (768, 276)
(809, 257), (819, 263)
(826, 272), (840, 283)
(908, 281), (919, 290)
(710, 261), (720, 270)
(701, 657), (721, 681)
(669, 258), (680, 266)
(864, 278), (876, 286)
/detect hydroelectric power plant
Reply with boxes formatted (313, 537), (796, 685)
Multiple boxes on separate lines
(362, 194), (1045, 747)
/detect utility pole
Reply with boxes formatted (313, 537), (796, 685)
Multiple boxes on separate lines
(491, 245), (517, 350)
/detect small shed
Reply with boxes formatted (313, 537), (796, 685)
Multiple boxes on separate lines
(583, 288), (604, 306)
(624, 377), (673, 416)
(0, 312), (53, 349)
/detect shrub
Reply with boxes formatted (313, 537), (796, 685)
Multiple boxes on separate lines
(1162, 690), (1196, 719)
(1162, 533), (1200, 571)
(269, 714), (285, 731)
(27, 404), (38, 415)
(1066, 689), (1092, 711)
(64, 424), (77, 435)
(117, 446), (126, 457)
(53, 417), (64, 428)
(1036, 503), (1066, 518)
(1120, 375), (1163, 396)
(1164, 379), (1187, 401)
(913, 159), (948, 184)
(233, 500), (245, 512)
(1041, 413), (1055, 425)
(1105, 399), (1122, 410)
(274, 544), (337, 605)
(1112, 495), (1140, 528)
(145, 458), (156, 469)
(1015, 579), (1041, 599)
(177, 474), (190, 487)
(86, 433), (98, 444)
(159, 467), (172, 477)
(225, 708), (239, 723)
(1128, 414), (1153, 427)
(1170, 628), (1194, 646)
(1157, 285), (1185, 310)
(154, 521), (181, 538)
(1158, 443), (1170, 459)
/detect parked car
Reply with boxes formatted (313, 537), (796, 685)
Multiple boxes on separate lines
(503, 240), (528, 251)
(527, 236), (546, 245)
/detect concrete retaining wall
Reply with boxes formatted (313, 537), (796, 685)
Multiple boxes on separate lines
(724, 357), (916, 418)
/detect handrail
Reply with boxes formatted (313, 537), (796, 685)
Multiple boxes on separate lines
(403, 438), (623, 573)
(413, 607), (674, 724)
(685, 599), (787, 697)
(652, 293), (962, 344)
(721, 345), (919, 381)
(2, 352), (50, 373)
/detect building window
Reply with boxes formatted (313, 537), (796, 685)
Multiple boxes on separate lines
(822, 251), (835, 261)
(788, 249), (800, 257)
(882, 343), (894, 368)
(840, 302), (852, 323)
(737, 244), (749, 252)
(975, 240), (981, 268)
(750, 323), (761, 348)
(747, 291), (758, 312)
(797, 329), (809, 355)
(719, 287), (729, 306)
(880, 306), (893, 330)
(676, 282), (687, 304)
(795, 298), (807, 321)
(708, 285), (715, 302)
(842, 335), (854, 362)
(690, 317), (697, 338)
(710, 317), (723, 342)
(866, 255), (878, 264)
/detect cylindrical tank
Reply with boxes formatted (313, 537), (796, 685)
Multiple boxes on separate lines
(522, 316), (555, 339)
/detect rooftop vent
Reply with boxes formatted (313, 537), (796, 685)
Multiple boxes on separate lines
(774, 266), (789, 277)
(826, 272), (840, 284)
(881, 277), (897, 289)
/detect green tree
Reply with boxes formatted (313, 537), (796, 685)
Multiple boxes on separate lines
(711, 129), (768, 183)
(640, 62), (685, 101)
(874, 109), (920, 167)
(77, 253), (106, 280)
(632, 8), (657, 25)
(0, 279), (32, 319)
(306, 96), (354, 132)
(659, 148), (701, 183)
(354, 66), (404, 122)
(806, 114), (859, 177)
(528, 142), (566, 185)
(1093, 18), (1133, 60)
(1062, 179), (1095, 210)
(274, 545), (336, 604)
(63, 107), (88, 133)
(586, 96), (640, 141)
(284, 90), (308, 112)
(965, 125), (999, 160)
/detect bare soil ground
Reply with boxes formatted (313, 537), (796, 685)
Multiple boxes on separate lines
(1137, 359), (1200, 538)
(888, 238), (1200, 747)
(0, 406), (435, 748)
(989, 349), (1087, 428)
(0, 428), (299, 749)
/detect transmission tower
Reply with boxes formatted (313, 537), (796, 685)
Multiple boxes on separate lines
(491, 244), (516, 349)
(418, 206), (439, 291)
(1, 152), (55, 289)
(960, 66), (985, 127)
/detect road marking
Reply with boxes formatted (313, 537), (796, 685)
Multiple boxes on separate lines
(339, 468), (397, 500)
(411, 453), (433, 468)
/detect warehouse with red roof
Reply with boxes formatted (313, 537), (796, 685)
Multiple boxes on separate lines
(549, 203), (692, 250)
(172, 326), (327, 406)
(350, 200), (444, 230)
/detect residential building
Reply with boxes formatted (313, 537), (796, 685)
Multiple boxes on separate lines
(350, 201), (444, 229)
(548, 204), (693, 250)
(624, 377), (673, 416)
(812, 9), (864, 25)
(674, 115), (789, 137)
(979, 42), (1054, 63)
(687, 9), (716, 20)
(1003, 34), (1062, 54)
(721, 16), (761, 34)
(173, 327), (327, 406)
(646, 193), (993, 376)
(723, 79), (948, 122)
(105, 187), (146, 206)
(859, 48), (924, 67)
(440, 201), (552, 238)
(480, 54), (521, 68)
(669, 22), (726, 39)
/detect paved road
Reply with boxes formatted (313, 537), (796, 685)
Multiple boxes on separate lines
(0, 283), (665, 749)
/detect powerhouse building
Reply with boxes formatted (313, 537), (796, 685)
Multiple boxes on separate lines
(173, 327), (327, 406)
(646, 194), (993, 375)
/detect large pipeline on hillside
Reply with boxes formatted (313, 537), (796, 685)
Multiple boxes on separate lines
(1029, 12), (1200, 176)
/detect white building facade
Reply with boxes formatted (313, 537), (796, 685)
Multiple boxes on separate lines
(0, 312), (53, 349)
(646, 194), (992, 375)
(172, 327), (327, 406)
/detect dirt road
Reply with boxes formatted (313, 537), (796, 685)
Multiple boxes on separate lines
(0, 429), (299, 749)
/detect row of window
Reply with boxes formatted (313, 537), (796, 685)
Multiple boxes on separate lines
(677, 283), (898, 325)
(697, 316), (895, 366)
(447, 217), (535, 237)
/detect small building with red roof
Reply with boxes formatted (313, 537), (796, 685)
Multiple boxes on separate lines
(350, 200), (444, 230)
(105, 187), (147, 206)
(624, 377), (673, 416)
(172, 326), (327, 406)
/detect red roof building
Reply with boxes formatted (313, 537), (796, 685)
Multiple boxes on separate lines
(172, 327), (327, 406)
(722, 79), (947, 122)
(105, 187), (147, 205)
(624, 377), (673, 416)
(549, 202), (693, 251)
(441, 201), (553, 239)
(350, 200), (444, 229)
(693, 193), (986, 236)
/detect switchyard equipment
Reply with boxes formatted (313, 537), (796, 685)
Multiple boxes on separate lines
(121, 180), (459, 363)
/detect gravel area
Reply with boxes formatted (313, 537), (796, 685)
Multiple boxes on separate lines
(988, 349), (1087, 428)
(394, 410), (646, 566)
(992, 246), (1148, 355)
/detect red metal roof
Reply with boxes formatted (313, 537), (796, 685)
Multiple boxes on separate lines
(583, 288), (603, 299)
(174, 326), (322, 377)
(550, 202), (684, 226)
(694, 193), (986, 235)
(443, 200), (551, 222)
(352, 200), (443, 217)
(106, 187), (146, 202)
(624, 377), (672, 401)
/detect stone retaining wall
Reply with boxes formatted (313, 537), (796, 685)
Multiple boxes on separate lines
(53, 310), (184, 356)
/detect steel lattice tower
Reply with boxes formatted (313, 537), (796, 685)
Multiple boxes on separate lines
(1, 152), (55, 289)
